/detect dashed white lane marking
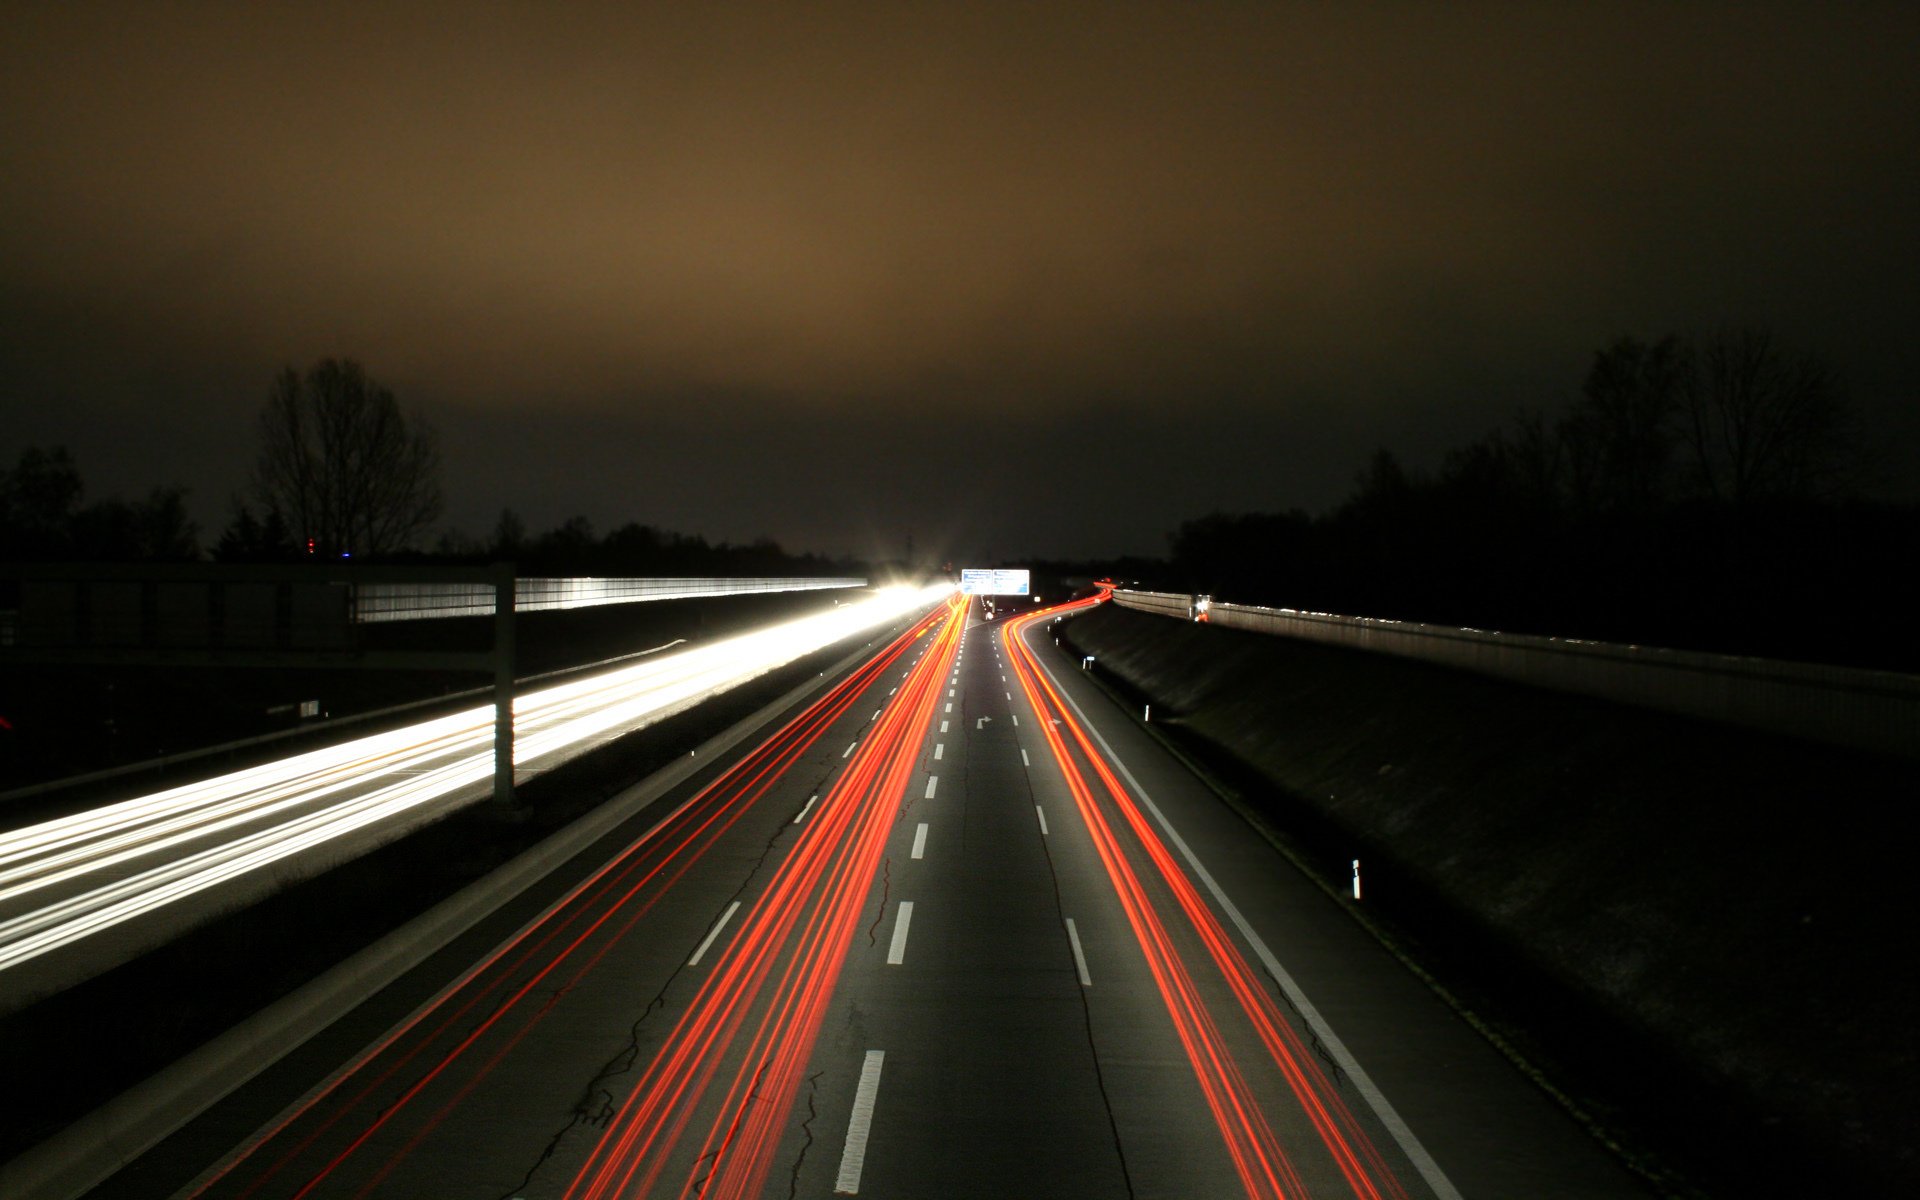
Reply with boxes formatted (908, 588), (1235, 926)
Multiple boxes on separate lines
(1034, 805), (1048, 835)
(1039, 646), (1466, 1200)
(924, 775), (938, 799)
(793, 794), (818, 824)
(949, 688), (955, 697)
(933, 743), (944, 760)
(835, 1050), (887, 1193)
(871, 709), (881, 721)
(940, 720), (949, 733)
(1011, 714), (1019, 727)
(843, 741), (857, 758)
(688, 901), (742, 966)
(889, 686), (896, 695)
(911, 822), (928, 859)
(1005, 691), (1012, 701)
(886, 900), (915, 964)
(1064, 918), (1092, 986)
(1021, 748), (1030, 767)
(944, 703), (952, 713)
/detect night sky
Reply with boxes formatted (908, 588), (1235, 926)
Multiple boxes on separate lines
(3, 4), (1917, 563)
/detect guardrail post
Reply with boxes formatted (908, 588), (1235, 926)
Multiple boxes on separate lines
(493, 562), (516, 805)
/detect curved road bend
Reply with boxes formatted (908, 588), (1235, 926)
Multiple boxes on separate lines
(89, 594), (1644, 1199)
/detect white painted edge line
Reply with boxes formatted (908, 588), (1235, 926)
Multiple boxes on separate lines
(911, 823), (928, 860)
(933, 743), (944, 760)
(835, 1049), (886, 1193)
(1064, 917), (1092, 986)
(1034, 805), (1048, 836)
(1021, 748), (1030, 767)
(886, 900), (915, 964)
(843, 740), (857, 758)
(793, 794), (819, 824)
(1033, 629), (1465, 1200)
(923, 775), (938, 799)
(688, 900), (742, 966)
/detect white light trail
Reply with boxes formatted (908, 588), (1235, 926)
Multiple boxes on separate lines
(0, 585), (950, 987)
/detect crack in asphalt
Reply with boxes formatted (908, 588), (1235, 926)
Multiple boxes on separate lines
(496, 786), (804, 1199)
(786, 1069), (827, 1200)
(866, 855), (892, 946)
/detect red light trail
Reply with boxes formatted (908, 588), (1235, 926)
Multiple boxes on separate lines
(182, 598), (960, 1199)
(1003, 593), (1412, 1200)
(564, 596), (964, 1200)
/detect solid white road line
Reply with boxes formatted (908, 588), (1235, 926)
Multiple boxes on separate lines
(688, 901), (742, 966)
(793, 794), (819, 824)
(924, 775), (938, 799)
(933, 743), (944, 760)
(886, 900), (915, 964)
(843, 741), (857, 758)
(1034, 627), (1466, 1200)
(835, 1050), (887, 1194)
(1021, 748), (1030, 767)
(1034, 805), (1048, 836)
(911, 823), (928, 859)
(1064, 917), (1092, 986)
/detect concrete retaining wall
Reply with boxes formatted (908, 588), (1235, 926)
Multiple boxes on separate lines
(1111, 590), (1919, 759)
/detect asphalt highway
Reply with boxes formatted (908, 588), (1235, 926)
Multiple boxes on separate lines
(0, 587), (940, 1010)
(87, 594), (1648, 1199)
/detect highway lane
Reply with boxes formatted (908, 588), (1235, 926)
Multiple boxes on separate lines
(0, 586), (944, 1009)
(90, 597), (967, 1198)
(784, 595), (1648, 1198)
(84, 591), (1648, 1198)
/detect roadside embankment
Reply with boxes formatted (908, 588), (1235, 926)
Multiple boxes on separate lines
(1057, 601), (1918, 1197)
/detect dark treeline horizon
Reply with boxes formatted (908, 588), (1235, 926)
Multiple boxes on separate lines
(1051, 328), (1920, 672)
(0, 446), (862, 581)
(8, 327), (1919, 670)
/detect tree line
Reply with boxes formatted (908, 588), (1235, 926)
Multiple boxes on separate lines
(1160, 328), (1919, 671)
(2, 358), (852, 579)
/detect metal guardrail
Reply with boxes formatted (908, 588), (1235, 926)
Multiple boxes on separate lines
(1109, 590), (1920, 759)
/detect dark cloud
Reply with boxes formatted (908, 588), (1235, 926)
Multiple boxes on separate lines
(3, 3), (1916, 557)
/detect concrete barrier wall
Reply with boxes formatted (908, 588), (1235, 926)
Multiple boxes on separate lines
(1110, 590), (1920, 759)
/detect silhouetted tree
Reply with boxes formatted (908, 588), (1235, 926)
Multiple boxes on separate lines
(215, 504), (297, 562)
(69, 486), (198, 560)
(1562, 335), (1686, 514)
(489, 508), (527, 558)
(0, 445), (83, 558)
(252, 359), (442, 557)
(1679, 328), (1858, 507)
